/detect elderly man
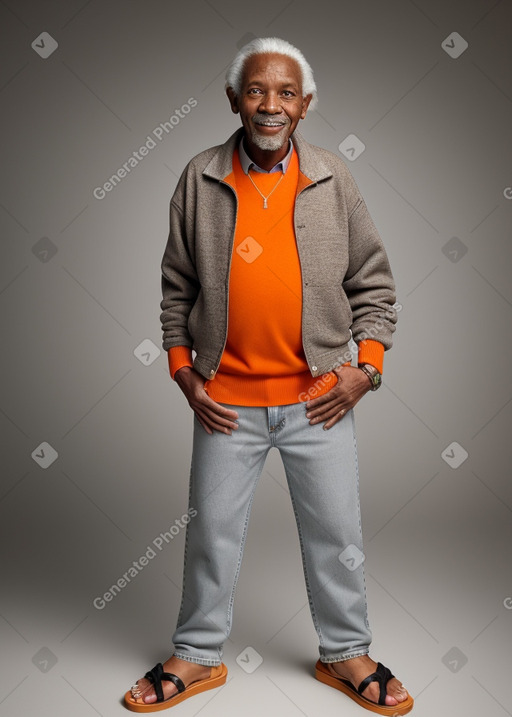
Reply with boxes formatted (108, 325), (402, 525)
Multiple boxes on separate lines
(124, 37), (413, 714)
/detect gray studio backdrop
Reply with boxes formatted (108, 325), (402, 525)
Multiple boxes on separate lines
(1, 1), (511, 716)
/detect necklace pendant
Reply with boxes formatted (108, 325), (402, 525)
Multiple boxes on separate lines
(263, 198), (268, 209)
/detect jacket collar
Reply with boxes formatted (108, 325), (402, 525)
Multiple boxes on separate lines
(203, 127), (333, 184)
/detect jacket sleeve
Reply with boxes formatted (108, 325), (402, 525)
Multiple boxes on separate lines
(159, 175), (200, 351)
(342, 198), (398, 350)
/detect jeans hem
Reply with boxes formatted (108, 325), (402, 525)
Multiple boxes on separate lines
(319, 648), (370, 663)
(172, 651), (222, 667)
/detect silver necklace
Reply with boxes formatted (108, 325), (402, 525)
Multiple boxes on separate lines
(247, 169), (285, 209)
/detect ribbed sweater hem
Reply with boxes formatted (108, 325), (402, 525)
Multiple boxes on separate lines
(204, 369), (340, 406)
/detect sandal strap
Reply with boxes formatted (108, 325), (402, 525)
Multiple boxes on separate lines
(357, 662), (395, 706)
(144, 662), (186, 703)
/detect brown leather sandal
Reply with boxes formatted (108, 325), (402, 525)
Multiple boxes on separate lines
(315, 659), (414, 715)
(124, 661), (228, 712)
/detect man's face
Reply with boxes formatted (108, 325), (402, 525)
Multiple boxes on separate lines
(227, 52), (312, 153)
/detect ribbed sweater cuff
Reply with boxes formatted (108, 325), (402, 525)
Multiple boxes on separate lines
(357, 339), (384, 374)
(168, 346), (193, 380)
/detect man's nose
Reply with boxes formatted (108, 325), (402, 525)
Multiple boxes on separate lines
(258, 91), (281, 114)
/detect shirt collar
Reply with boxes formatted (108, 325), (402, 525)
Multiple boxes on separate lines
(238, 136), (293, 174)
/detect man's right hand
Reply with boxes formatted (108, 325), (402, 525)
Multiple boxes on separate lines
(174, 366), (239, 435)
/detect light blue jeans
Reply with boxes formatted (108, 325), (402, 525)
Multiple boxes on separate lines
(171, 401), (372, 665)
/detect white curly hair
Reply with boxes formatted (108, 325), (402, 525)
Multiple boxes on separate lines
(225, 37), (318, 111)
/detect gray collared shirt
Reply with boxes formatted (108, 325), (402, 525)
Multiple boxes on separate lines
(238, 137), (294, 174)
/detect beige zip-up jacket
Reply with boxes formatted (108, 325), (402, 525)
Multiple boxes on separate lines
(160, 128), (397, 380)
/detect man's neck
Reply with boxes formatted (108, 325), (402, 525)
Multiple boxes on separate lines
(242, 135), (292, 172)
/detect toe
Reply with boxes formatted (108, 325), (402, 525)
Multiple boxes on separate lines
(131, 678), (158, 704)
(384, 693), (399, 706)
(361, 676), (409, 707)
(131, 674), (180, 704)
(387, 677), (409, 703)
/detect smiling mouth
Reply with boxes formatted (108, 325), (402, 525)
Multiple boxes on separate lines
(254, 120), (287, 127)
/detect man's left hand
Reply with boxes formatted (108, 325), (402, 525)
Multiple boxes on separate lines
(305, 366), (372, 430)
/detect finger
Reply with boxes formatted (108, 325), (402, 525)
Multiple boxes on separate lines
(308, 404), (348, 426)
(196, 415), (214, 435)
(305, 393), (335, 410)
(305, 394), (339, 415)
(197, 394), (239, 420)
(195, 407), (238, 434)
(309, 407), (348, 425)
(307, 400), (348, 422)
(322, 408), (349, 430)
(193, 398), (239, 424)
(202, 406), (239, 429)
(305, 387), (346, 414)
(198, 414), (232, 435)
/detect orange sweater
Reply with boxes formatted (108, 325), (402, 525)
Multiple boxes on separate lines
(168, 146), (384, 405)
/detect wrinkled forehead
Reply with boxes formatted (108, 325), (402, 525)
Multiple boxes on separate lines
(241, 52), (303, 89)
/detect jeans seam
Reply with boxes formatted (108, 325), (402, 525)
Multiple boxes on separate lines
(174, 461), (194, 631)
(175, 431), (225, 665)
(225, 463), (266, 634)
(283, 466), (325, 648)
(349, 408), (371, 632)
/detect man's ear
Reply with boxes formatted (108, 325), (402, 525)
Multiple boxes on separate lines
(226, 87), (240, 114)
(300, 94), (313, 120)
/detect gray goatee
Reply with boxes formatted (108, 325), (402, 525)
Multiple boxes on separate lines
(250, 113), (290, 151)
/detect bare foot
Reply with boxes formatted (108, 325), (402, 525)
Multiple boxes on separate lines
(130, 655), (211, 704)
(328, 655), (409, 706)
